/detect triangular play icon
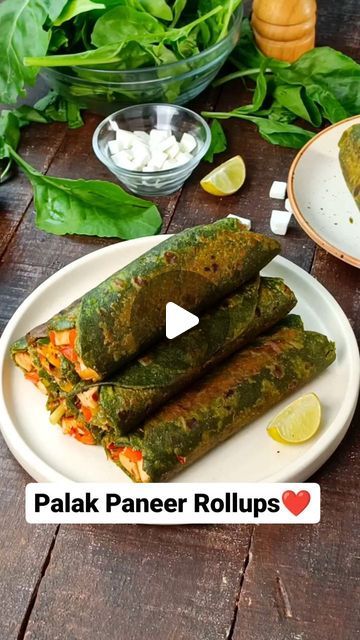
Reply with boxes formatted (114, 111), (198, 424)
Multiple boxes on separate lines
(166, 302), (199, 340)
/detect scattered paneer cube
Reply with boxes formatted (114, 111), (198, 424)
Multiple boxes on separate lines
(270, 210), (292, 235)
(269, 180), (287, 199)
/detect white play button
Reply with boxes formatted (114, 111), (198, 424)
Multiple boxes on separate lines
(166, 302), (199, 340)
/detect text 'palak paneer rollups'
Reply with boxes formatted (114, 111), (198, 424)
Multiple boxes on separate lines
(55, 276), (296, 443)
(11, 218), (280, 395)
(104, 316), (336, 482)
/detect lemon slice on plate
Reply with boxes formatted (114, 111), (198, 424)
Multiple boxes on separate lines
(200, 155), (246, 196)
(267, 393), (321, 444)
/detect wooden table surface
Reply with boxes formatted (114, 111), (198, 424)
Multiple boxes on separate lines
(0, 1), (359, 639)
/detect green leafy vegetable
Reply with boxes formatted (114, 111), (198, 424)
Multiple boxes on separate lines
(34, 91), (84, 128)
(26, 5), (223, 67)
(273, 85), (322, 127)
(140, 0), (173, 21)
(171, 0), (187, 27)
(0, 112), (21, 152)
(205, 18), (360, 149)
(203, 110), (314, 148)
(91, 6), (165, 47)
(0, 111), (21, 183)
(47, 0), (69, 22)
(0, 0), (50, 103)
(203, 120), (227, 162)
(54, 0), (105, 26)
(0, 94), (84, 182)
(1, 0), (242, 106)
(275, 47), (360, 119)
(0, 143), (162, 239)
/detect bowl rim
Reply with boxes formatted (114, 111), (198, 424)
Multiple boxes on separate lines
(41, 6), (243, 83)
(92, 103), (211, 177)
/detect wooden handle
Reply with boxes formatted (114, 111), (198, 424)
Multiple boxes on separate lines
(252, 0), (316, 25)
(252, 29), (315, 62)
(252, 0), (317, 61)
(252, 13), (316, 42)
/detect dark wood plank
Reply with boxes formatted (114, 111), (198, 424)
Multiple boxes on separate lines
(0, 122), (67, 258)
(23, 523), (252, 640)
(0, 444), (57, 640)
(316, 0), (360, 56)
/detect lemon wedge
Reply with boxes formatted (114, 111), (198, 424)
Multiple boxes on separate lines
(200, 155), (246, 196)
(267, 393), (321, 444)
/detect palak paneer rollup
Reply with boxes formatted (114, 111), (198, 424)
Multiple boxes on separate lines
(104, 316), (336, 482)
(11, 219), (280, 391)
(339, 123), (360, 210)
(64, 276), (296, 439)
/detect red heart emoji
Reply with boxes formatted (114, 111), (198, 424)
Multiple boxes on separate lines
(282, 490), (311, 516)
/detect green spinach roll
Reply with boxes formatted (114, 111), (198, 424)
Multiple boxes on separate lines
(68, 276), (296, 439)
(104, 316), (336, 482)
(339, 123), (360, 210)
(11, 219), (280, 391)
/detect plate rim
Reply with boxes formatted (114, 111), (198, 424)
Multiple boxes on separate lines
(287, 114), (360, 269)
(0, 236), (359, 484)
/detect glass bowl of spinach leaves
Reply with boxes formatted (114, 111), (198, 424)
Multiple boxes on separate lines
(29, 2), (243, 115)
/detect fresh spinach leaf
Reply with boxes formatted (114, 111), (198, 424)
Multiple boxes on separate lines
(276, 47), (360, 119)
(34, 91), (84, 128)
(202, 110), (314, 148)
(170, 0), (187, 27)
(0, 112), (22, 152)
(140, 0), (172, 21)
(203, 120), (227, 162)
(48, 27), (69, 51)
(2, 144), (162, 239)
(46, 0), (69, 22)
(211, 20), (360, 148)
(230, 17), (265, 71)
(91, 6), (164, 47)
(217, 0), (241, 42)
(0, 111), (21, 183)
(234, 64), (268, 114)
(0, 0), (50, 103)
(273, 85), (322, 126)
(25, 42), (126, 67)
(54, 0), (105, 26)
(25, 5), (222, 68)
(12, 105), (49, 126)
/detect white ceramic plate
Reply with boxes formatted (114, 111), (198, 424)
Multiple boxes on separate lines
(288, 115), (360, 268)
(0, 237), (359, 483)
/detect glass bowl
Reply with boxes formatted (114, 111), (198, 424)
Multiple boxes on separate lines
(41, 8), (242, 115)
(93, 104), (211, 196)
